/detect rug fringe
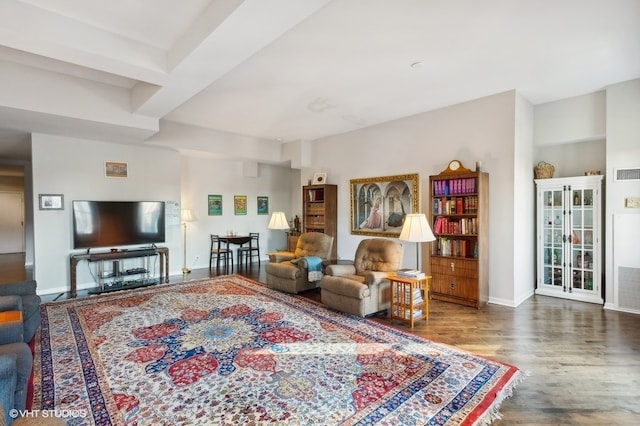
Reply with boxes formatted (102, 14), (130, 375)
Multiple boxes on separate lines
(473, 369), (531, 426)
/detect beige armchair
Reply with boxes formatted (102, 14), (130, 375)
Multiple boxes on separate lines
(266, 232), (334, 294)
(320, 238), (403, 317)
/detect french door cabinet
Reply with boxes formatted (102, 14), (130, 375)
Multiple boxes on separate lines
(535, 175), (604, 304)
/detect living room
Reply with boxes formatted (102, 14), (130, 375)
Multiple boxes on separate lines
(1, 2), (640, 424)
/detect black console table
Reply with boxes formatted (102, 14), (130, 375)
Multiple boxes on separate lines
(70, 247), (169, 298)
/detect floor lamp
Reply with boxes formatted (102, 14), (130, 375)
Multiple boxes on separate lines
(268, 211), (290, 250)
(399, 213), (436, 270)
(181, 208), (194, 274)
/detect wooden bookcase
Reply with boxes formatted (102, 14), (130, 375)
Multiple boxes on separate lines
(428, 166), (489, 308)
(302, 184), (337, 259)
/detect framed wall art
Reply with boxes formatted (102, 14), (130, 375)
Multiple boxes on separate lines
(312, 172), (327, 185)
(257, 196), (269, 215)
(350, 173), (419, 237)
(234, 195), (247, 215)
(208, 195), (222, 216)
(39, 194), (64, 210)
(105, 161), (128, 178)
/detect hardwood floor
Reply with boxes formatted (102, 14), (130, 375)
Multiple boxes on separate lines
(2, 253), (639, 425)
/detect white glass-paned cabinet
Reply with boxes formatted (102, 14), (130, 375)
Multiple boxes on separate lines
(535, 175), (604, 304)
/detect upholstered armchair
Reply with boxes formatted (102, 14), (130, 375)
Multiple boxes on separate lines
(0, 280), (41, 343)
(0, 342), (33, 425)
(266, 232), (334, 294)
(320, 238), (403, 317)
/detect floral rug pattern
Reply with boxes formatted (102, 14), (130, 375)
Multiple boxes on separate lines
(33, 276), (524, 425)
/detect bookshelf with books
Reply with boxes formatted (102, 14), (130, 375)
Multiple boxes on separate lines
(302, 184), (337, 259)
(428, 162), (489, 308)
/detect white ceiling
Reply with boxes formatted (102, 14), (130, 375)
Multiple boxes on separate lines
(0, 0), (639, 162)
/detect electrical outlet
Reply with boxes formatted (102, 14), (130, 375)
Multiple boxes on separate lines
(625, 197), (640, 208)
(193, 255), (199, 263)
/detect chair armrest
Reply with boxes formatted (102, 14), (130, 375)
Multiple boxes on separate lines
(325, 264), (356, 276)
(0, 280), (37, 296)
(362, 271), (390, 285)
(0, 296), (22, 312)
(0, 322), (24, 345)
(268, 251), (296, 263)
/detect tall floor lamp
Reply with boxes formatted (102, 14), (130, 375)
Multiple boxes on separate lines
(268, 211), (290, 250)
(399, 213), (436, 270)
(181, 208), (194, 274)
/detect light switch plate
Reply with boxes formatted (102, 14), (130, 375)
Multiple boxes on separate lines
(625, 197), (640, 208)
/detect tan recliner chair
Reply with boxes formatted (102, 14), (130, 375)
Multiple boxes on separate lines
(319, 238), (403, 317)
(266, 232), (334, 294)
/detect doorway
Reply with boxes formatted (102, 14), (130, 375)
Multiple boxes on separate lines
(0, 192), (25, 253)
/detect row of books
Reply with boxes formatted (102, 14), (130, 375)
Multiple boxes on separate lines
(436, 237), (478, 258)
(393, 287), (424, 305)
(432, 196), (478, 215)
(392, 307), (424, 320)
(433, 178), (476, 196)
(433, 217), (478, 235)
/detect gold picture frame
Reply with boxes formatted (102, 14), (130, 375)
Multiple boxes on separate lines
(350, 173), (419, 237)
(105, 161), (128, 178)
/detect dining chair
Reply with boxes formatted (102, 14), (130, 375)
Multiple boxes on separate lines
(237, 232), (260, 268)
(209, 234), (233, 271)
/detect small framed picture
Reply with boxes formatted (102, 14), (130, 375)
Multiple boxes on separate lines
(312, 172), (327, 185)
(105, 161), (128, 178)
(234, 195), (247, 215)
(257, 196), (269, 215)
(39, 194), (64, 210)
(208, 195), (222, 216)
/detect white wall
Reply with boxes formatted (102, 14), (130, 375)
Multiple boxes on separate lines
(534, 140), (606, 178)
(307, 91), (524, 306)
(534, 91), (606, 145)
(513, 93), (536, 305)
(31, 134), (182, 294)
(604, 78), (640, 312)
(180, 156), (295, 271)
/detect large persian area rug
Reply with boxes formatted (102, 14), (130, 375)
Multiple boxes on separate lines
(33, 276), (524, 425)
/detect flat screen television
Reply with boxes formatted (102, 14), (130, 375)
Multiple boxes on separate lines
(72, 201), (166, 249)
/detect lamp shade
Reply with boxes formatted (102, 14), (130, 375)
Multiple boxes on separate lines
(181, 208), (194, 222)
(268, 211), (290, 230)
(399, 213), (435, 242)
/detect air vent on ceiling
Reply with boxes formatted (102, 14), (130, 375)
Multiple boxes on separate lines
(615, 168), (640, 181)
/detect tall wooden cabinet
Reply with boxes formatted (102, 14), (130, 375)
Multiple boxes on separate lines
(428, 164), (489, 308)
(535, 175), (603, 304)
(302, 184), (337, 259)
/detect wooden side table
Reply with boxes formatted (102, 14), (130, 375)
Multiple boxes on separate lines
(388, 274), (431, 328)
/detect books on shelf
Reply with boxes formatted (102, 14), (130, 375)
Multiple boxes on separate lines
(433, 178), (476, 196)
(393, 307), (424, 320)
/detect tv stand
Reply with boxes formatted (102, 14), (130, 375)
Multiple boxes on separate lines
(70, 247), (169, 298)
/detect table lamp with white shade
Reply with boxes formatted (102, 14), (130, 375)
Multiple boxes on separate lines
(399, 213), (436, 270)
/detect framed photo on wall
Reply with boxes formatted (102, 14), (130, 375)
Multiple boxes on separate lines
(234, 195), (247, 215)
(208, 195), (222, 216)
(257, 196), (269, 215)
(39, 194), (64, 210)
(105, 161), (128, 178)
(350, 173), (419, 237)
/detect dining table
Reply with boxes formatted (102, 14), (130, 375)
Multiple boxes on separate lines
(219, 235), (252, 265)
